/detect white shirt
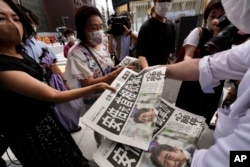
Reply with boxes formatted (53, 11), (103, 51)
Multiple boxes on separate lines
(191, 39), (250, 167)
(183, 27), (200, 47)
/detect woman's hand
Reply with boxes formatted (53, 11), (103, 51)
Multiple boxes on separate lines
(108, 66), (124, 81)
(93, 82), (116, 93)
(48, 63), (61, 74)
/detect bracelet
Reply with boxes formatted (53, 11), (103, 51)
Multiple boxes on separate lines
(63, 79), (67, 83)
(128, 30), (132, 35)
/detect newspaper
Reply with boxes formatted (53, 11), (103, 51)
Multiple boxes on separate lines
(93, 98), (206, 167)
(118, 56), (142, 72)
(81, 66), (167, 150)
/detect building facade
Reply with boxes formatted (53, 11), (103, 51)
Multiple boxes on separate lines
(15, 0), (113, 32)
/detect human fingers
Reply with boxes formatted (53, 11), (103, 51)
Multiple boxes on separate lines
(96, 82), (116, 92)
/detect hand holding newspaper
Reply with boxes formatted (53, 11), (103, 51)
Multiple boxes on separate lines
(81, 56), (206, 167)
(81, 63), (167, 150)
(93, 98), (206, 167)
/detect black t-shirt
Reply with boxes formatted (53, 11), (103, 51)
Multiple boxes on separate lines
(136, 18), (175, 65)
(0, 52), (52, 138)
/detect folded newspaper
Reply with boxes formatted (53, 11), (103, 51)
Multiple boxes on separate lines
(81, 66), (167, 150)
(93, 98), (206, 167)
(117, 56), (142, 72)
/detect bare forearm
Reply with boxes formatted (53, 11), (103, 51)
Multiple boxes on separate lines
(81, 67), (124, 86)
(166, 59), (200, 81)
(138, 56), (148, 69)
(51, 83), (114, 103)
(108, 34), (115, 53)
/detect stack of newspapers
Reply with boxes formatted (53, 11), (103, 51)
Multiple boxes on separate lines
(81, 56), (207, 167)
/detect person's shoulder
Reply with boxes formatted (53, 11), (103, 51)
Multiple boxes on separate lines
(139, 19), (155, 31)
(30, 37), (47, 46)
(166, 18), (174, 24)
(68, 44), (85, 56)
(141, 18), (154, 27)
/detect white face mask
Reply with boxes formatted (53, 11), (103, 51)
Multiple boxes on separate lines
(88, 30), (103, 46)
(67, 35), (76, 42)
(155, 2), (172, 18)
(222, 0), (250, 34)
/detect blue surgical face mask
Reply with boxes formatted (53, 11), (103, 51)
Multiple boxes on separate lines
(155, 2), (172, 17)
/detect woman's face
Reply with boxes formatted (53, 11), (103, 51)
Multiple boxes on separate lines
(0, 1), (23, 46)
(84, 15), (103, 46)
(85, 15), (103, 34)
(207, 7), (225, 31)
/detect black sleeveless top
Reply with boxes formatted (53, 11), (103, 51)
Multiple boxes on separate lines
(0, 52), (53, 138)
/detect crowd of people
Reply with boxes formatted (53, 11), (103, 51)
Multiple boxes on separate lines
(174, 0), (225, 127)
(1, 0), (250, 166)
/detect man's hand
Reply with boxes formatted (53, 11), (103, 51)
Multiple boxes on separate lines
(123, 25), (131, 35)
(137, 65), (161, 76)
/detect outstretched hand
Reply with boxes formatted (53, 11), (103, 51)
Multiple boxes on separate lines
(94, 82), (116, 93)
(137, 65), (161, 76)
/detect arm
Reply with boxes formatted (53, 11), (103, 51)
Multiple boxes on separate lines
(166, 40), (250, 90)
(0, 70), (115, 103)
(182, 27), (201, 61)
(166, 59), (200, 81)
(136, 25), (149, 68)
(80, 66), (125, 86)
(49, 63), (70, 90)
(138, 56), (149, 69)
(183, 45), (198, 61)
(130, 31), (138, 42)
(107, 24), (116, 54)
(108, 34), (116, 54)
(123, 25), (138, 41)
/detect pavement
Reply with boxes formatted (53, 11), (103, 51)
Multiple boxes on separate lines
(2, 44), (216, 167)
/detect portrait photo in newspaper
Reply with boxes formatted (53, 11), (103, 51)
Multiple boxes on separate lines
(93, 98), (206, 167)
(81, 66), (167, 150)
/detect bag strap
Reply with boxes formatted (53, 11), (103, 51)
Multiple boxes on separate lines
(81, 43), (105, 76)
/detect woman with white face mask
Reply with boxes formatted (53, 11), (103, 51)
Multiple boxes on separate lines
(0, 0), (116, 166)
(63, 28), (77, 58)
(64, 5), (124, 114)
(64, 5), (126, 147)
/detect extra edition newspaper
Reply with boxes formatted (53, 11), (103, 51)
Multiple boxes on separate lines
(81, 66), (166, 150)
(81, 57), (206, 166)
(93, 98), (206, 167)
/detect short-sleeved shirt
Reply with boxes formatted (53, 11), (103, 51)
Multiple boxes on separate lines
(64, 43), (114, 105)
(23, 37), (57, 63)
(113, 34), (131, 61)
(136, 18), (175, 65)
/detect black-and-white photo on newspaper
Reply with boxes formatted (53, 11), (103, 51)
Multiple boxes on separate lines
(81, 66), (167, 150)
(118, 56), (142, 72)
(93, 99), (206, 167)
